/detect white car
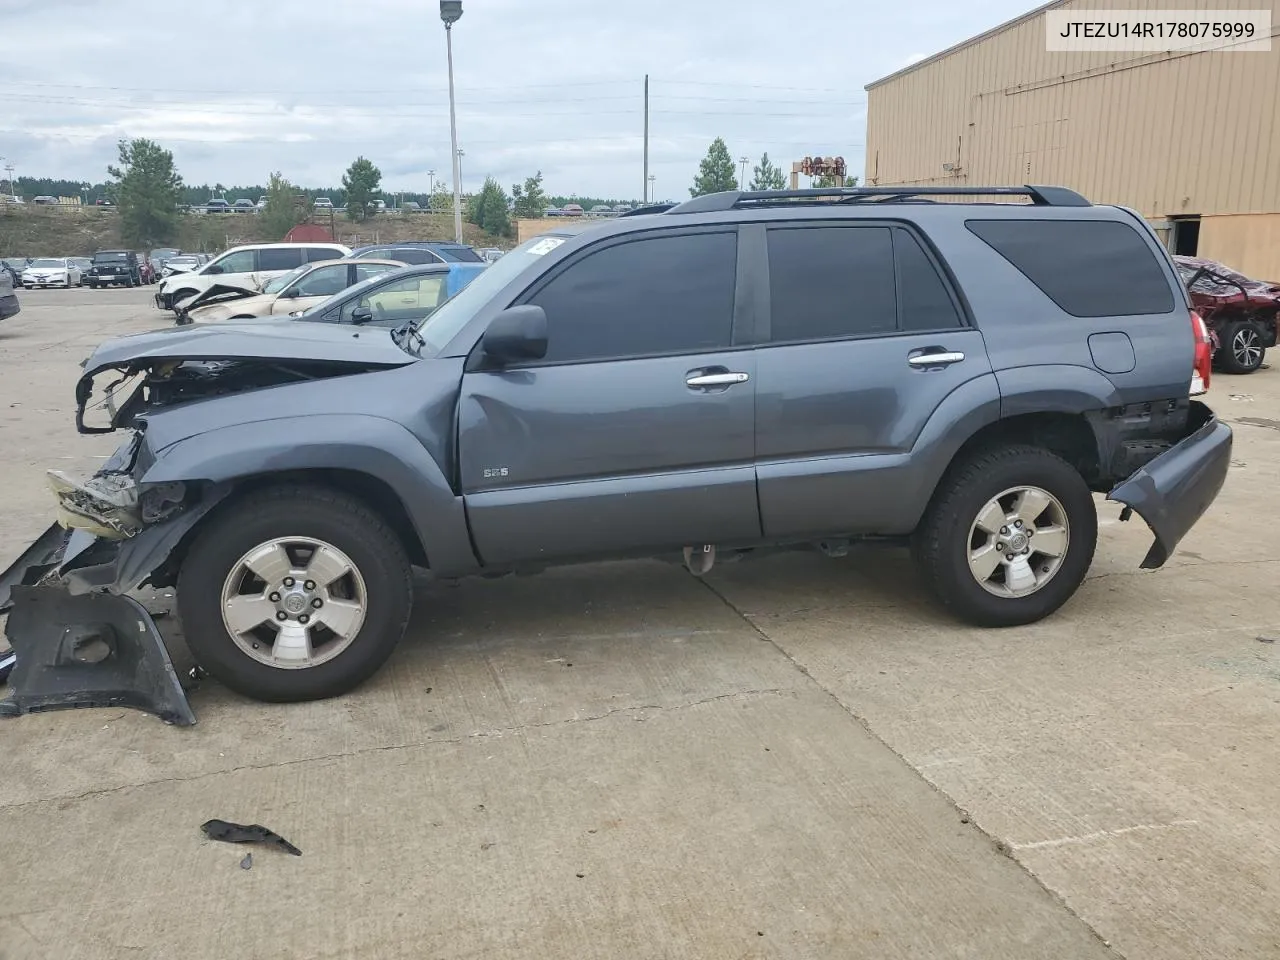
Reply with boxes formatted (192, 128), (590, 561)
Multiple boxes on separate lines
(161, 255), (203, 277)
(155, 241), (351, 313)
(21, 257), (82, 288)
(314, 197), (334, 209)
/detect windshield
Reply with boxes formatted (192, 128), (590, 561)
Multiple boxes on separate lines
(438, 246), (483, 263)
(263, 264), (311, 295)
(29, 259), (64, 268)
(411, 234), (569, 355)
(94, 252), (128, 262)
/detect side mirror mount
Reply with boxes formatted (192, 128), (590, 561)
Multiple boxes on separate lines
(205, 264), (223, 275)
(482, 305), (547, 364)
(280, 287), (298, 299)
(350, 305), (373, 325)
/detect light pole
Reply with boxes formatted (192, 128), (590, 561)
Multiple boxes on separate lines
(441, 1), (464, 243)
(739, 156), (749, 190)
(427, 169), (436, 197)
(647, 174), (656, 204)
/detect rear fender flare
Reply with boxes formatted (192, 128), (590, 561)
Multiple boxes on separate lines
(141, 415), (479, 575)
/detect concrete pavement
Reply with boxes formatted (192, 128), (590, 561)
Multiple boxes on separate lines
(1, 288), (1277, 959)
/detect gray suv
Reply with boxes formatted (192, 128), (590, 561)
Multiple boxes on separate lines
(0, 185), (1231, 721)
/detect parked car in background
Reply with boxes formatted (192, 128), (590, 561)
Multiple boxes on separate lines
(94, 198), (113, 207)
(349, 243), (484, 297)
(1, 258), (28, 286)
(314, 197), (334, 209)
(401, 201), (422, 212)
(561, 203), (584, 217)
(0, 264), (18, 322)
(155, 241), (352, 312)
(256, 197), (267, 210)
(1174, 254), (1280, 374)
(205, 199), (232, 214)
(291, 262), (478, 327)
(544, 207), (561, 217)
(21, 257), (82, 288)
(31, 196), (57, 205)
(161, 254), (202, 277)
(86, 250), (142, 287)
(71, 257), (92, 285)
(183, 258), (406, 324)
(233, 199), (255, 213)
(149, 248), (181, 270)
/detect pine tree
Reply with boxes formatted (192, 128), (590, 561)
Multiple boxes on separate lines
(690, 137), (738, 197)
(749, 152), (786, 191)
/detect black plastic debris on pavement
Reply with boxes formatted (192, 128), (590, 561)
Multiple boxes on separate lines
(201, 819), (302, 856)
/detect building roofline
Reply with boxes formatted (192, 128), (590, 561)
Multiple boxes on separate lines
(865, 0), (1067, 90)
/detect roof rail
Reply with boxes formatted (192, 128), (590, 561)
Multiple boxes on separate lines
(667, 184), (1090, 214)
(618, 203), (678, 217)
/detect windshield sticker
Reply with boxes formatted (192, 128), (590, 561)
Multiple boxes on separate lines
(527, 237), (565, 256)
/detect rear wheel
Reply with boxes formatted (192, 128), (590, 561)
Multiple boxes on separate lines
(178, 485), (414, 702)
(914, 445), (1097, 626)
(1218, 319), (1265, 374)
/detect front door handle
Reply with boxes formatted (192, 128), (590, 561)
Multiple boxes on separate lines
(908, 351), (965, 368)
(686, 371), (750, 387)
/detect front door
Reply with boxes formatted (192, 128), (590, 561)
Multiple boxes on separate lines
(459, 228), (760, 567)
(753, 222), (994, 538)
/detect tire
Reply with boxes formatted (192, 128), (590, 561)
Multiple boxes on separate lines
(1218, 319), (1265, 374)
(177, 484), (413, 703)
(913, 445), (1097, 627)
(88, 281), (97, 289)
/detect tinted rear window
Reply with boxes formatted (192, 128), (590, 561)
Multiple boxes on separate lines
(259, 247), (304, 271)
(437, 246), (483, 263)
(965, 219), (1174, 317)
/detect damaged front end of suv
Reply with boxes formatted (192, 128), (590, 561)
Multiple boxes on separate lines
(0, 323), (418, 724)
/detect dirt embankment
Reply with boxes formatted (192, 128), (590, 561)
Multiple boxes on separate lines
(0, 206), (502, 257)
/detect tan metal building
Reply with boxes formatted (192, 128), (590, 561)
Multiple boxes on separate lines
(865, 0), (1280, 277)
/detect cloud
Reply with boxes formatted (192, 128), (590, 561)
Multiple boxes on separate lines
(0, 0), (1033, 198)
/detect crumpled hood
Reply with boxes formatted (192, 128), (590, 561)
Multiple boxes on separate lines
(81, 320), (417, 379)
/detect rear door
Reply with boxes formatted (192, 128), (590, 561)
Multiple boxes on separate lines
(458, 227), (760, 566)
(753, 221), (993, 538)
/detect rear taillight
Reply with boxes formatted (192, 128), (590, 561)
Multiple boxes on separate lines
(1190, 310), (1212, 396)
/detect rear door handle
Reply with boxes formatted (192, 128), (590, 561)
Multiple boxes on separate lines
(908, 351), (965, 368)
(686, 371), (750, 387)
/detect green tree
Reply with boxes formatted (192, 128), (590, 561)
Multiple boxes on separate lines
(428, 180), (455, 214)
(105, 138), (184, 246)
(468, 176), (511, 237)
(690, 137), (738, 197)
(511, 170), (548, 219)
(342, 156), (382, 222)
(259, 172), (311, 239)
(748, 152), (786, 191)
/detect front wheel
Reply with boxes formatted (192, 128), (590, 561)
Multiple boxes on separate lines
(914, 445), (1097, 627)
(1218, 319), (1265, 374)
(178, 485), (414, 702)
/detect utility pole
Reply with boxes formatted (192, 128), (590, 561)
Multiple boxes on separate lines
(739, 156), (749, 190)
(427, 169), (436, 196)
(642, 74), (649, 205)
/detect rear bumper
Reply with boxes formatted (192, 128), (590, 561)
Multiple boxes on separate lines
(1107, 401), (1232, 568)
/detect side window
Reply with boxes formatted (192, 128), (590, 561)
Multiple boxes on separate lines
(526, 231), (738, 364)
(894, 230), (963, 331)
(766, 226), (895, 342)
(417, 276), (447, 311)
(258, 247), (303, 271)
(305, 247), (345, 263)
(341, 274), (420, 321)
(209, 249), (256, 274)
(965, 219), (1175, 317)
(291, 264), (348, 297)
(388, 248), (442, 265)
(354, 262), (399, 282)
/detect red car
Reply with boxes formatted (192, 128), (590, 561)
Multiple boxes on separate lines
(1174, 255), (1280, 374)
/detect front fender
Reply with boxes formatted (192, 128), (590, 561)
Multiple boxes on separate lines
(142, 415), (479, 575)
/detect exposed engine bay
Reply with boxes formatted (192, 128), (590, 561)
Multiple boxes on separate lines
(76, 357), (374, 434)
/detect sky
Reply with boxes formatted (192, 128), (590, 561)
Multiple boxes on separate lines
(0, 0), (1036, 201)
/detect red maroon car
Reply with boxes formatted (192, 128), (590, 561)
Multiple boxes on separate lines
(1174, 255), (1280, 374)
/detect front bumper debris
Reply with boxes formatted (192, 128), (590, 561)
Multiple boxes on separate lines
(1108, 401), (1232, 568)
(1, 585), (194, 725)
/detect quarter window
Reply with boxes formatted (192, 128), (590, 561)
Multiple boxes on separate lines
(894, 230), (963, 331)
(526, 231), (738, 364)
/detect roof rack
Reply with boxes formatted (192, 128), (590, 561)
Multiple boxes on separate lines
(667, 184), (1090, 214)
(618, 203), (678, 217)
